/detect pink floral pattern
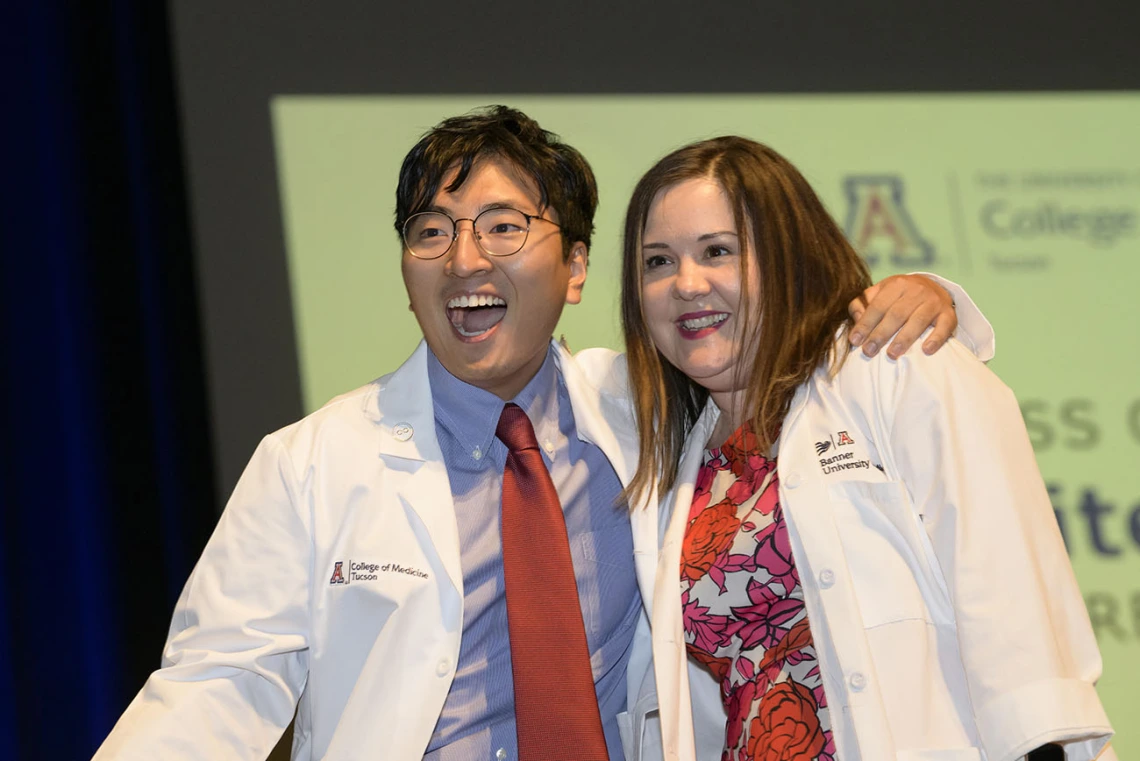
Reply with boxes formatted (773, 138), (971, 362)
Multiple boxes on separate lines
(681, 422), (834, 761)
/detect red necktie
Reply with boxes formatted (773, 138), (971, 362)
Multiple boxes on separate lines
(497, 403), (609, 761)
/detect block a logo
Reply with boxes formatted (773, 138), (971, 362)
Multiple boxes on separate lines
(329, 561), (347, 585)
(843, 176), (934, 268)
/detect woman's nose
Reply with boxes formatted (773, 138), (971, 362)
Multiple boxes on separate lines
(673, 258), (710, 300)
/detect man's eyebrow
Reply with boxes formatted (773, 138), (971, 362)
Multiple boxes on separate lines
(425, 200), (535, 216)
(479, 200), (530, 213)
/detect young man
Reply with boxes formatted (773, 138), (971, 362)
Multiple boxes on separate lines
(94, 106), (986, 760)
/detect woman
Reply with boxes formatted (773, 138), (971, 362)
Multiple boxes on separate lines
(619, 137), (1115, 761)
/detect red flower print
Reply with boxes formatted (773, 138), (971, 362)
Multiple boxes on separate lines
(732, 577), (804, 652)
(726, 476), (758, 507)
(752, 508), (798, 593)
(681, 500), (741, 583)
(751, 474), (780, 516)
(682, 420), (829, 761)
(724, 679), (759, 750)
(688, 458), (720, 521)
(746, 680), (826, 760)
(686, 644), (732, 684)
(723, 424), (760, 467)
(723, 424), (776, 493)
(682, 589), (739, 654)
(759, 618), (815, 675)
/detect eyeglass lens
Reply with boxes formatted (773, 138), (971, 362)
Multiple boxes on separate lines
(404, 208), (530, 258)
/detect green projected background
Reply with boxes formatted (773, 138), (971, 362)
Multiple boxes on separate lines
(272, 95), (1140, 755)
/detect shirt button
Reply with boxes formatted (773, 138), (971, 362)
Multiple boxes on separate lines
(543, 439), (555, 455)
(496, 750), (507, 761)
(818, 569), (835, 588)
(436, 658), (451, 676)
(472, 447), (482, 461)
(849, 671), (867, 691)
(785, 471), (802, 489)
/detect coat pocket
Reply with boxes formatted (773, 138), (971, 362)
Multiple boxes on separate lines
(617, 691), (662, 761)
(826, 479), (949, 628)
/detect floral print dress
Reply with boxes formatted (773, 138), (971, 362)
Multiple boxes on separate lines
(680, 422), (835, 761)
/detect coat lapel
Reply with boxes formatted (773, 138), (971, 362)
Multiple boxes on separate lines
(654, 399), (720, 760)
(368, 341), (464, 597)
(554, 343), (660, 610)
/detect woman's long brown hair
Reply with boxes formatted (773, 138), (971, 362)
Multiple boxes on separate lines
(621, 137), (872, 505)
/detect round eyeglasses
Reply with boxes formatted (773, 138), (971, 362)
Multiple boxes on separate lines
(402, 207), (561, 259)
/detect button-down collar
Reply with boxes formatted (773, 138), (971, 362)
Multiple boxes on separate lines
(426, 346), (563, 468)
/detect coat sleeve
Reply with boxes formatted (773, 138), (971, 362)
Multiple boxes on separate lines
(875, 339), (1113, 761)
(93, 434), (311, 760)
(911, 272), (995, 362)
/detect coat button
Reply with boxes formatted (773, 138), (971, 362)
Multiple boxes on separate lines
(785, 471), (802, 489)
(393, 423), (413, 442)
(849, 671), (867, 691)
(436, 658), (451, 676)
(818, 569), (835, 589)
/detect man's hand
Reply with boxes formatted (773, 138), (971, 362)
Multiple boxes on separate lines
(848, 274), (957, 358)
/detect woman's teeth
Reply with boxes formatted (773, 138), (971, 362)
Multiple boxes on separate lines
(680, 314), (728, 330)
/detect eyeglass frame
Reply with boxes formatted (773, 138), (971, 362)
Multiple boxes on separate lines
(401, 206), (563, 260)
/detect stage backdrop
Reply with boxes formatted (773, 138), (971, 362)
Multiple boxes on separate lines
(271, 95), (1139, 755)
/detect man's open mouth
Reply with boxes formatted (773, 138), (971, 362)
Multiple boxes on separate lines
(446, 293), (507, 338)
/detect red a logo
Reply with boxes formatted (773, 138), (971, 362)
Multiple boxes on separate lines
(329, 561), (346, 585)
(843, 176), (934, 268)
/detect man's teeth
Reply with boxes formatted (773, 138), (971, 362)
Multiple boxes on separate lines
(681, 314), (729, 330)
(447, 294), (506, 309)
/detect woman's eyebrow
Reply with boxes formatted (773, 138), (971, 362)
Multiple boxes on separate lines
(697, 231), (738, 241)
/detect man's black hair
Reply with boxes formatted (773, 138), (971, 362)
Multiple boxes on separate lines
(394, 105), (598, 259)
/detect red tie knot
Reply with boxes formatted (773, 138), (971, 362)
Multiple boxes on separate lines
(496, 403), (541, 454)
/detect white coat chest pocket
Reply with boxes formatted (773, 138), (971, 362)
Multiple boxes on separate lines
(826, 480), (948, 629)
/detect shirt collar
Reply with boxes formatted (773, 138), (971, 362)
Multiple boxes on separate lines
(427, 345), (562, 464)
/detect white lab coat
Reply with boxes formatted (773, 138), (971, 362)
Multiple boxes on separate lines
(651, 338), (1116, 761)
(93, 340), (662, 761)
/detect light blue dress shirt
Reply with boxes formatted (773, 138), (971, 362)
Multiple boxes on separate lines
(422, 347), (641, 761)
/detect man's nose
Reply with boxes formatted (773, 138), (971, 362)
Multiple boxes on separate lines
(446, 220), (492, 277)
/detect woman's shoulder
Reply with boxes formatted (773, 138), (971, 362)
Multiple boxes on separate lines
(563, 345), (631, 398)
(822, 333), (1011, 412)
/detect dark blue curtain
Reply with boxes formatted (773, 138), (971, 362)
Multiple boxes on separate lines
(1, 2), (217, 759)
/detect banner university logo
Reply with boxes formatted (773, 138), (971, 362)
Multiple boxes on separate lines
(816, 431), (854, 454)
(815, 430), (873, 474)
(843, 176), (934, 268)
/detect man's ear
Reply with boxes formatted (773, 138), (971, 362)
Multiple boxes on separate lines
(564, 241), (588, 305)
